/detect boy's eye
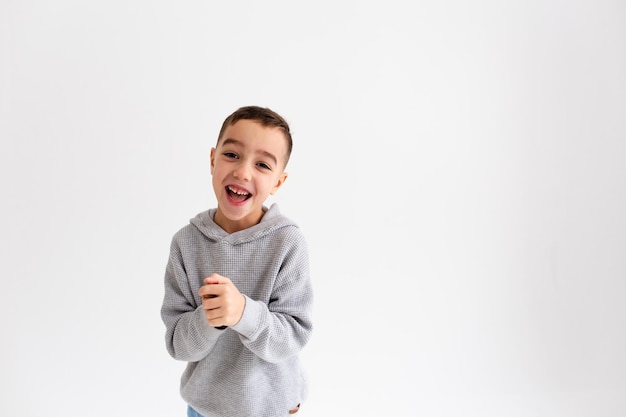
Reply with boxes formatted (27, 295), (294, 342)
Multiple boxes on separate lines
(257, 162), (271, 170)
(223, 152), (238, 159)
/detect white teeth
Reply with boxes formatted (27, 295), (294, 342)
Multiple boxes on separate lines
(228, 186), (249, 195)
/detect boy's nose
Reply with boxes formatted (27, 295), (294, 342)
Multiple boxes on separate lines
(232, 164), (251, 181)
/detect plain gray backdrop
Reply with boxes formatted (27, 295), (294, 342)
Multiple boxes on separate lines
(1, 1), (625, 416)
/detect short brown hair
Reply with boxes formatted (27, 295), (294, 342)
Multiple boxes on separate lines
(217, 106), (293, 166)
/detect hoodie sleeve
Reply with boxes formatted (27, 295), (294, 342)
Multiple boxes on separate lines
(160, 237), (223, 362)
(231, 229), (314, 363)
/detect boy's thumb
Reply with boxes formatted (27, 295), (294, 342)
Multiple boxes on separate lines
(204, 273), (223, 284)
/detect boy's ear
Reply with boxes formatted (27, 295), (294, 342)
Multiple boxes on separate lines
(210, 148), (216, 174)
(270, 172), (288, 195)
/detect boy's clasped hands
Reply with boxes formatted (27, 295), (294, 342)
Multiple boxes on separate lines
(199, 273), (246, 328)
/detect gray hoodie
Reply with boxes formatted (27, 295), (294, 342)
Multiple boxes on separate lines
(161, 204), (313, 417)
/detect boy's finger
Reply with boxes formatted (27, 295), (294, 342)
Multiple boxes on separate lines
(199, 284), (220, 298)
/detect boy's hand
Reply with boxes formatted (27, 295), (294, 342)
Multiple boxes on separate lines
(199, 273), (246, 328)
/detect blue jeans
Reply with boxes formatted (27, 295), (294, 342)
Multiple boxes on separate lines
(187, 406), (204, 417)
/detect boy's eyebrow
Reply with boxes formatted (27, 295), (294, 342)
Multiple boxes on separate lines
(221, 138), (278, 166)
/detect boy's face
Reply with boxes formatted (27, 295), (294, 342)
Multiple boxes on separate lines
(210, 119), (288, 233)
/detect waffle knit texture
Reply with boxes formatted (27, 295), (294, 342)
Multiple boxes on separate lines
(161, 204), (314, 417)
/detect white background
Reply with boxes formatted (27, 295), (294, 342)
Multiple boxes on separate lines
(1, 1), (625, 416)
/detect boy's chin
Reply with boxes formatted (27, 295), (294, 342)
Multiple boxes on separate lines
(218, 202), (262, 219)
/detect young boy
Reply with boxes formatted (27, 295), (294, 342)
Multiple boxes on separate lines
(160, 106), (314, 416)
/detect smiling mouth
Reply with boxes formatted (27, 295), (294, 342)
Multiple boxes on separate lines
(226, 185), (251, 203)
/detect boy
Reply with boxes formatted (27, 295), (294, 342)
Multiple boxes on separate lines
(161, 106), (314, 416)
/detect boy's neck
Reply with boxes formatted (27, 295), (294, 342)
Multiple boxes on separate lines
(213, 208), (265, 234)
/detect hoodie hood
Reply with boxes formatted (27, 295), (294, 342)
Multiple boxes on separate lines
(189, 203), (297, 245)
